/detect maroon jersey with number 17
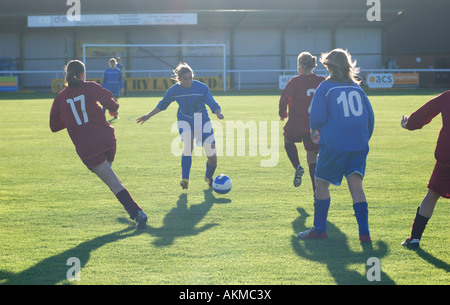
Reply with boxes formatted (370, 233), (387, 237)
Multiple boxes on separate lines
(50, 81), (119, 161)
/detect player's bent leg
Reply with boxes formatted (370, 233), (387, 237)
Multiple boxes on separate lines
(181, 132), (194, 156)
(298, 179), (331, 239)
(347, 173), (371, 242)
(284, 138), (300, 169)
(402, 189), (440, 248)
(346, 173), (367, 204)
(418, 189), (440, 218)
(314, 178), (330, 200)
(91, 160), (124, 195)
(304, 137), (318, 191)
(306, 150), (318, 166)
(204, 144), (217, 164)
(204, 144), (217, 188)
(306, 151), (318, 184)
(92, 161), (146, 228)
(180, 133), (194, 189)
(402, 206), (430, 249)
(298, 196), (330, 239)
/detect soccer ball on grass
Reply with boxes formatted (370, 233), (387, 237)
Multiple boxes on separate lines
(212, 174), (232, 194)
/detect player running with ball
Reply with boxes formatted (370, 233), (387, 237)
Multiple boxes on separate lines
(297, 49), (375, 243)
(137, 62), (224, 190)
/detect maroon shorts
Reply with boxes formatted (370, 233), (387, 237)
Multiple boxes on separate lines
(428, 161), (450, 199)
(284, 131), (319, 152)
(82, 145), (117, 169)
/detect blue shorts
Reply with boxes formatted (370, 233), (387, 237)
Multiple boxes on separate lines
(177, 118), (215, 146)
(315, 145), (369, 186)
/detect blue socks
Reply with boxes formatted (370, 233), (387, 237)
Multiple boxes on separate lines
(353, 202), (370, 237)
(182, 156), (217, 182)
(181, 155), (192, 179)
(313, 199), (370, 237)
(205, 161), (216, 179)
(313, 198), (331, 234)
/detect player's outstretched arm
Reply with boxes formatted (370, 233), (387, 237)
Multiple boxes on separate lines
(137, 107), (161, 125)
(215, 109), (224, 120)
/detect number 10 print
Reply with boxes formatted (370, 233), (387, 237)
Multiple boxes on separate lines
(337, 90), (363, 117)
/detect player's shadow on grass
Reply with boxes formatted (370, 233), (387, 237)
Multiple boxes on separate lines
(0, 226), (143, 285)
(413, 248), (450, 273)
(291, 207), (395, 285)
(146, 189), (231, 247)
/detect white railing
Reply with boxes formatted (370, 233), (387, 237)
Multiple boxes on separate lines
(1, 69), (450, 91)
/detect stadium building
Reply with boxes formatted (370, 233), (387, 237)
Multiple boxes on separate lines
(0, 0), (449, 91)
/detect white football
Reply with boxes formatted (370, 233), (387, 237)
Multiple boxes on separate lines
(212, 174), (232, 194)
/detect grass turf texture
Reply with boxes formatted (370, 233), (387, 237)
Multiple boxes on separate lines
(0, 89), (448, 285)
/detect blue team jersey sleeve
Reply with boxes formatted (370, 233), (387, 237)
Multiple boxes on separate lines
(156, 85), (176, 111)
(203, 87), (221, 114)
(310, 82), (328, 130)
(364, 93), (375, 139)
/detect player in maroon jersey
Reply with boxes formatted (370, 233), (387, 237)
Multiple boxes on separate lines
(279, 52), (325, 191)
(50, 60), (147, 229)
(401, 91), (450, 248)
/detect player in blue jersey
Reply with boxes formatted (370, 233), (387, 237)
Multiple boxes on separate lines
(137, 62), (224, 190)
(297, 49), (375, 243)
(102, 58), (124, 119)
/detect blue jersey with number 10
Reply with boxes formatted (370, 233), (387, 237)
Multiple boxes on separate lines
(310, 80), (374, 152)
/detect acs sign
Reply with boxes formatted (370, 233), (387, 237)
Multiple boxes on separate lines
(366, 73), (394, 88)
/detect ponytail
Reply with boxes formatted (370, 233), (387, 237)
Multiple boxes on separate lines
(297, 52), (317, 71)
(64, 60), (85, 87)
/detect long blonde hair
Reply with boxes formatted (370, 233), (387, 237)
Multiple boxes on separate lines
(172, 62), (194, 82)
(320, 48), (361, 84)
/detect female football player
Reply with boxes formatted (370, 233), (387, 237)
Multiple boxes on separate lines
(297, 49), (375, 243)
(279, 52), (325, 191)
(137, 62), (224, 190)
(50, 60), (147, 229)
(101, 58), (124, 119)
(400, 90), (450, 248)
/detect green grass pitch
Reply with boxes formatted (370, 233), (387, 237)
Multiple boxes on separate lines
(0, 89), (448, 285)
